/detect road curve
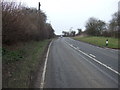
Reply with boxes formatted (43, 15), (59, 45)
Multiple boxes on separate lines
(44, 37), (119, 88)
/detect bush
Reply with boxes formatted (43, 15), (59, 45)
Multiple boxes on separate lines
(2, 1), (55, 45)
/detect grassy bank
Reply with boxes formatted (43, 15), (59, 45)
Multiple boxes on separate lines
(73, 36), (119, 49)
(3, 39), (51, 88)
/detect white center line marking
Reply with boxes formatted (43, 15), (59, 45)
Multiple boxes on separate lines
(77, 47), (79, 49)
(65, 41), (120, 76)
(89, 54), (96, 58)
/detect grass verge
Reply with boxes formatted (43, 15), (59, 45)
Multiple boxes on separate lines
(73, 36), (119, 49)
(2, 39), (51, 88)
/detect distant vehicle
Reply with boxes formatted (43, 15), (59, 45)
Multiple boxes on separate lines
(58, 35), (63, 39)
(61, 35), (63, 38)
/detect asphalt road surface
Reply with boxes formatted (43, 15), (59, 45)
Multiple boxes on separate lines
(44, 37), (119, 88)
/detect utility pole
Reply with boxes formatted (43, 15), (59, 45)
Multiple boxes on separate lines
(38, 2), (41, 10)
(38, 2), (44, 40)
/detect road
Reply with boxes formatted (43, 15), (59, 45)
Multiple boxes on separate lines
(44, 37), (119, 88)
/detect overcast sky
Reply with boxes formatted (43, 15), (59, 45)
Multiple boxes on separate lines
(12, 0), (119, 35)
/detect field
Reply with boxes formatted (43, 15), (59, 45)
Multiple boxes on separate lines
(2, 40), (51, 88)
(73, 36), (119, 49)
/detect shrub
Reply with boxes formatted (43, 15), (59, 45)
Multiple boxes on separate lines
(2, 1), (55, 45)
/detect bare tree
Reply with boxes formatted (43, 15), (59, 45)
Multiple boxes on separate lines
(108, 12), (119, 38)
(85, 17), (106, 36)
(76, 29), (82, 36)
(2, 1), (55, 45)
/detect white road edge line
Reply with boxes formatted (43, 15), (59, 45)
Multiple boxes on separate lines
(65, 41), (120, 76)
(40, 40), (53, 88)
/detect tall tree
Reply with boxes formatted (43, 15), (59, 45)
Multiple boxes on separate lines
(109, 12), (119, 37)
(77, 28), (82, 35)
(85, 17), (106, 36)
(70, 31), (76, 37)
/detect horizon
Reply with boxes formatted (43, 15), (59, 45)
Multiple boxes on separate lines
(4, 0), (120, 35)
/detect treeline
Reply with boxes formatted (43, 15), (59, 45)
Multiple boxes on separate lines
(62, 31), (76, 37)
(85, 12), (119, 38)
(62, 12), (120, 38)
(2, 1), (55, 45)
